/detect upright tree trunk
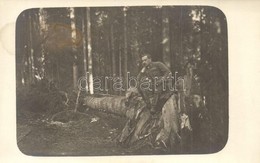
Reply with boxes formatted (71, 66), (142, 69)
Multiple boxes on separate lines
(70, 7), (78, 90)
(162, 7), (171, 68)
(86, 7), (94, 94)
(21, 44), (26, 86)
(38, 8), (48, 79)
(109, 24), (116, 95)
(123, 7), (128, 92)
(106, 31), (111, 94)
(130, 39), (140, 76)
(82, 8), (89, 92)
(118, 44), (122, 95)
(169, 7), (177, 73)
(56, 56), (60, 87)
(28, 11), (35, 84)
(110, 24), (116, 77)
(73, 63), (78, 90)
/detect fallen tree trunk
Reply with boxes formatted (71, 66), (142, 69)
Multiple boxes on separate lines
(83, 93), (186, 151)
(83, 95), (127, 116)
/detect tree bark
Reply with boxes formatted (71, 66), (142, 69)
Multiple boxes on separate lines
(73, 63), (78, 90)
(70, 7), (78, 90)
(28, 11), (35, 84)
(82, 8), (89, 91)
(110, 24), (116, 77)
(106, 31), (111, 94)
(123, 7), (128, 92)
(57, 55), (60, 87)
(162, 7), (171, 68)
(86, 7), (94, 94)
(38, 8), (48, 79)
(83, 95), (127, 116)
(118, 44), (122, 95)
(21, 45), (26, 86)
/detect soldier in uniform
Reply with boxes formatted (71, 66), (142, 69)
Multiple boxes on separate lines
(137, 54), (174, 115)
(118, 54), (180, 150)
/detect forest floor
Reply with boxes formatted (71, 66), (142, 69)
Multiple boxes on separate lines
(17, 103), (166, 156)
(16, 83), (222, 156)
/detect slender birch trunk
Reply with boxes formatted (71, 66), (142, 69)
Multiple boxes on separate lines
(70, 7), (78, 90)
(86, 7), (94, 94)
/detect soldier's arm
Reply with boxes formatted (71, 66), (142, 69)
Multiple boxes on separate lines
(157, 62), (172, 79)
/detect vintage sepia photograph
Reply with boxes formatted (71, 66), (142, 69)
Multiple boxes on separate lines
(16, 6), (228, 156)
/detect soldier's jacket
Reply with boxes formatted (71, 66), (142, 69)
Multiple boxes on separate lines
(137, 61), (174, 111)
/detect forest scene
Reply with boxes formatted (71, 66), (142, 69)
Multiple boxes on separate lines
(16, 6), (228, 155)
